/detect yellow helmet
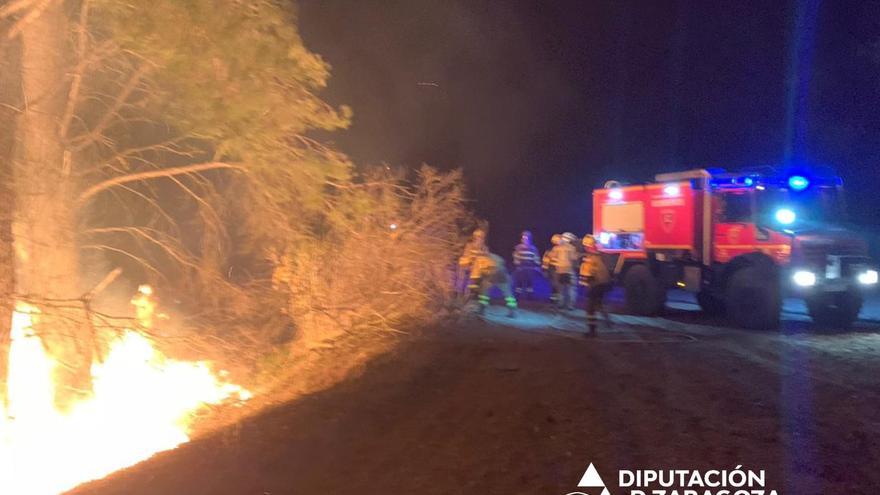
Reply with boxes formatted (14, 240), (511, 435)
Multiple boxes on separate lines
(551, 234), (561, 245)
(582, 235), (597, 250)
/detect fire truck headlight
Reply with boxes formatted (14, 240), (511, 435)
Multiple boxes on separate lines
(858, 269), (878, 285)
(793, 270), (817, 287)
(775, 208), (796, 225)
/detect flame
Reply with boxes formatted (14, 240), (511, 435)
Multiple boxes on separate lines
(0, 303), (250, 495)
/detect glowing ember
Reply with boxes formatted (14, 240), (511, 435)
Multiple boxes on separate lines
(0, 303), (250, 495)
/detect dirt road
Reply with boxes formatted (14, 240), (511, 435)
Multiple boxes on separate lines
(73, 297), (880, 495)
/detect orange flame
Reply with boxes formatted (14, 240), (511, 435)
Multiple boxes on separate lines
(0, 302), (250, 495)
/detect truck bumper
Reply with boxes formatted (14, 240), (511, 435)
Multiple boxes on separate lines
(785, 257), (878, 296)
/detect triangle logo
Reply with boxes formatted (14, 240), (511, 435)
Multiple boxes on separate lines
(577, 463), (606, 488)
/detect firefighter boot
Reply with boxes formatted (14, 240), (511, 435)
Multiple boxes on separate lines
(478, 294), (490, 316)
(586, 311), (599, 338)
(505, 296), (518, 318)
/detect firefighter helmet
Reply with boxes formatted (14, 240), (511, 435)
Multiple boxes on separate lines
(551, 234), (561, 245)
(562, 232), (577, 244)
(582, 235), (597, 251)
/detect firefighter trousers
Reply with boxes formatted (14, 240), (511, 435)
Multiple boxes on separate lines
(477, 278), (518, 312)
(558, 273), (575, 309)
(586, 282), (612, 335)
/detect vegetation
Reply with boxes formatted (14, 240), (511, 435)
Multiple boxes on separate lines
(0, 0), (469, 407)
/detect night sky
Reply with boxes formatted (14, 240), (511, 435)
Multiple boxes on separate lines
(298, 0), (880, 253)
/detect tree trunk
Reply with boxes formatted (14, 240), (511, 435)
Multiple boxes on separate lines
(0, 171), (13, 409)
(0, 37), (19, 409)
(14, 1), (92, 410)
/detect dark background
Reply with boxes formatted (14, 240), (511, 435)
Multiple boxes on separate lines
(298, 0), (880, 254)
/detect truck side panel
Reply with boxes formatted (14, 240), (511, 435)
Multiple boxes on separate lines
(643, 181), (697, 253)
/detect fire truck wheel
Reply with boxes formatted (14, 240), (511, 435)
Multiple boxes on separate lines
(624, 264), (665, 315)
(725, 266), (781, 330)
(697, 291), (725, 316)
(806, 291), (862, 328)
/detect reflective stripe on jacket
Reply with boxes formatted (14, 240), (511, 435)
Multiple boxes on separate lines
(513, 242), (541, 268)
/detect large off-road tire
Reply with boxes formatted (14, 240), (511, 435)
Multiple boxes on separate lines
(725, 266), (781, 330)
(624, 264), (665, 316)
(806, 291), (863, 328)
(697, 291), (725, 316)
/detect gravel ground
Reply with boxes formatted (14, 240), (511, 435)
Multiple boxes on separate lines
(71, 295), (880, 495)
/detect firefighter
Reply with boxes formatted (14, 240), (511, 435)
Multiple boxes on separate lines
(512, 230), (541, 298)
(542, 234), (562, 304)
(458, 228), (488, 293)
(580, 235), (613, 336)
(470, 251), (517, 317)
(131, 284), (156, 329)
(550, 232), (580, 310)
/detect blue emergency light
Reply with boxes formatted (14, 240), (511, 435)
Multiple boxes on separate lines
(788, 175), (810, 191)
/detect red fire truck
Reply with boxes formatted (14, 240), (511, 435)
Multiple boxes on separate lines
(593, 168), (878, 328)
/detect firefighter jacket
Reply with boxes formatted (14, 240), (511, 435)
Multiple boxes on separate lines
(541, 249), (555, 271)
(459, 238), (487, 269)
(580, 252), (611, 287)
(470, 253), (512, 285)
(548, 243), (579, 275)
(512, 242), (541, 269)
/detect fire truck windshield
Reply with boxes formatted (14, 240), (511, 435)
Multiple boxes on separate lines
(756, 185), (844, 226)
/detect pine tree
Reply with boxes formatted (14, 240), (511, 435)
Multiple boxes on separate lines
(0, 0), (351, 409)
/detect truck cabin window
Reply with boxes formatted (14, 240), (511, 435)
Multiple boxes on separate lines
(718, 192), (752, 223)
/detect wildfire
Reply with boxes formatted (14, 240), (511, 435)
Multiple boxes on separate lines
(0, 301), (250, 495)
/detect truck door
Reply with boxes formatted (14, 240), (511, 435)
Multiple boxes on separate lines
(712, 189), (757, 263)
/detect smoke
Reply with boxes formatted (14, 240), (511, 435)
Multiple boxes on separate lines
(298, 0), (580, 250)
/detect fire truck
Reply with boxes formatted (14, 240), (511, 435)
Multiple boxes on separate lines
(592, 168), (878, 328)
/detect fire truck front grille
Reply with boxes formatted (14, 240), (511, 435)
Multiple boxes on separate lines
(794, 240), (867, 269)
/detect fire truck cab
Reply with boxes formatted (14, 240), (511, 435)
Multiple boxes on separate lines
(593, 168), (878, 328)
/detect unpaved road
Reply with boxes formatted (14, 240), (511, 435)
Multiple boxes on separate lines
(73, 296), (880, 495)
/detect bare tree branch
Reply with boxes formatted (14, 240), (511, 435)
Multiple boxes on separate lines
(79, 136), (204, 177)
(59, 0), (91, 139)
(84, 226), (204, 272)
(70, 63), (151, 151)
(76, 161), (245, 206)
(80, 244), (164, 278)
(6, 0), (58, 39)
(0, 0), (38, 20)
